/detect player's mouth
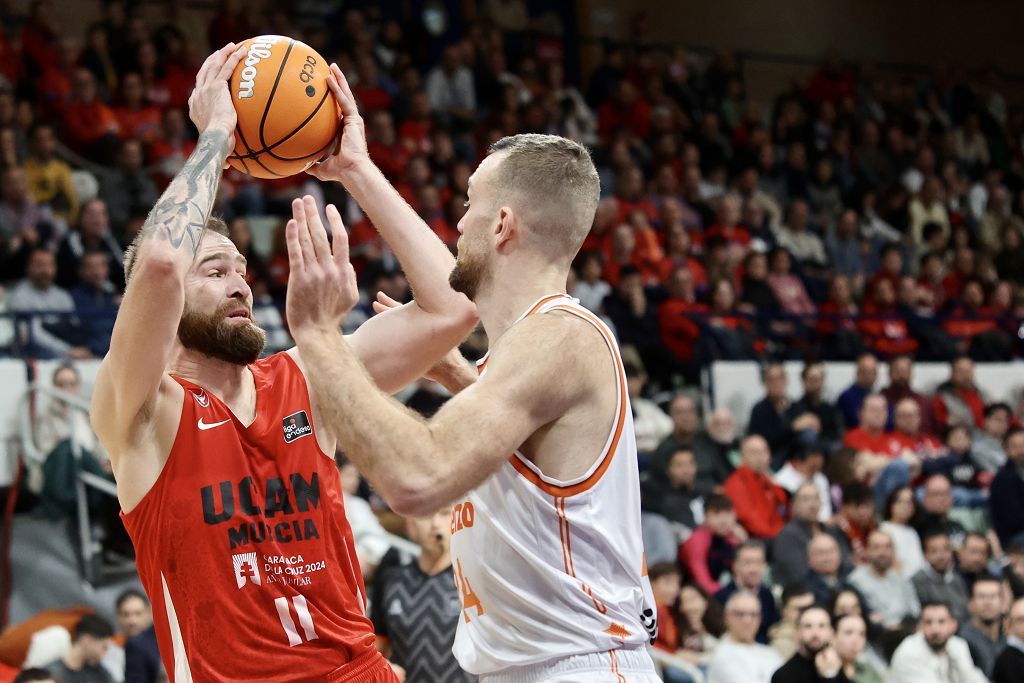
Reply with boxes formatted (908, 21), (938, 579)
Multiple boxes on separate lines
(226, 308), (251, 321)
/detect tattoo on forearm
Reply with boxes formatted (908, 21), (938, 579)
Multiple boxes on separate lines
(140, 129), (229, 257)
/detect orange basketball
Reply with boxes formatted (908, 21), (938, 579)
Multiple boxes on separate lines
(227, 36), (340, 179)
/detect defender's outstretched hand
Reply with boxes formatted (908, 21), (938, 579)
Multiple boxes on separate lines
(308, 63), (369, 182)
(285, 195), (359, 336)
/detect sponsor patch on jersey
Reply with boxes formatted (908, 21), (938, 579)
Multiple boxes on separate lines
(232, 551), (262, 588)
(282, 410), (313, 443)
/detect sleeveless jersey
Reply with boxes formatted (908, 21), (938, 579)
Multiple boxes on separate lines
(121, 353), (393, 682)
(449, 294), (656, 675)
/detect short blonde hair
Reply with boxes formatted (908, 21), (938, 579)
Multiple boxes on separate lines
(486, 134), (600, 259)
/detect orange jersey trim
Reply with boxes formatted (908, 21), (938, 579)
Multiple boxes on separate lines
(507, 304), (628, 497)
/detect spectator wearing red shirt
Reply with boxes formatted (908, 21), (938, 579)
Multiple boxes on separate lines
(858, 278), (918, 358)
(398, 91), (434, 153)
(20, 0), (61, 75)
(943, 279), (1001, 354)
(843, 394), (903, 458)
(832, 482), (878, 565)
(657, 223), (707, 287)
(351, 54), (394, 114)
(415, 184), (458, 247)
(614, 165), (659, 225)
(881, 355), (937, 437)
(723, 435), (789, 539)
(61, 68), (120, 161)
(113, 73), (163, 144)
(864, 243), (903, 307)
(148, 108), (196, 188)
(658, 265), (707, 375)
(649, 562), (684, 654)
(597, 80), (651, 142)
(889, 397), (944, 460)
(603, 223), (661, 287)
(680, 494), (742, 595)
(366, 111), (410, 182)
(704, 193), (751, 257)
(918, 251), (948, 312)
(942, 247), (976, 303)
(933, 356), (986, 429)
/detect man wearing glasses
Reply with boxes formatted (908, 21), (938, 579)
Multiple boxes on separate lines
(707, 591), (783, 683)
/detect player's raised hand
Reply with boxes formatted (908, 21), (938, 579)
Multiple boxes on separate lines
(308, 63), (369, 182)
(285, 195), (359, 336)
(189, 42), (246, 141)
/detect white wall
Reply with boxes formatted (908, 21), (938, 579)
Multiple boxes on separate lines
(709, 360), (1024, 432)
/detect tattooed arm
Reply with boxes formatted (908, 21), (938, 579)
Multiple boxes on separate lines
(92, 43), (245, 462)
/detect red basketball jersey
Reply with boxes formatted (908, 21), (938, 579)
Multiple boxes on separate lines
(122, 353), (395, 682)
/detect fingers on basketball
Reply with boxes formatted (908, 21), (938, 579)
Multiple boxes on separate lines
(216, 45), (248, 83)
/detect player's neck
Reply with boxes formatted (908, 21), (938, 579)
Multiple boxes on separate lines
(475, 265), (570, 343)
(169, 348), (253, 405)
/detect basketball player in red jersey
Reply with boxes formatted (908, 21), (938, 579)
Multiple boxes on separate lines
(90, 45), (476, 682)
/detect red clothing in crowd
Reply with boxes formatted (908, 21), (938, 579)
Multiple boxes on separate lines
(833, 513), (876, 565)
(615, 198), (660, 225)
(942, 308), (998, 352)
(657, 256), (707, 288)
(933, 385), (986, 429)
(888, 430), (943, 457)
(857, 304), (918, 358)
(659, 300), (707, 363)
(842, 428), (904, 458)
(653, 603), (680, 653)
(704, 224), (751, 247)
(367, 141), (411, 182)
(723, 466), (789, 539)
(114, 105), (163, 143)
(598, 98), (651, 141)
(60, 99), (120, 153)
(679, 526), (739, 594)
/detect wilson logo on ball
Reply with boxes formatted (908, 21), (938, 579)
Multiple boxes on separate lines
(238, 40), (275, 100)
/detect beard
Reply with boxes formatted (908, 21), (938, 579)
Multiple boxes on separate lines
(178, 300), (266, 365)
(803, 638), (828, 656)
(925, 633), (950, 652)
(448, 248), (488, 301)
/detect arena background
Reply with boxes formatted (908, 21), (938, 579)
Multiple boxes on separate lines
(1, 0), (1024, 681)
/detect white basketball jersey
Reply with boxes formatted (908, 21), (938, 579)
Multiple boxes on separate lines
(449, 294), (655, 675)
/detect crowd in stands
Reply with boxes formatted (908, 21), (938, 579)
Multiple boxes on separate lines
(3, 0), (1024, 682)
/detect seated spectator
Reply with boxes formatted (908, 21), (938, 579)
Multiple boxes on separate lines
(832, 482), (878, 565)
(571, 251), (610, 313)
(705, 277), (759, 360)
(657, 223), (707, 287)
(992, 595), (1024, 683)
(833, 613), (884, 683)
(707, 591), (783, 683)
(61, 68), (120, 161)
(415, 183), (458, 247)
(915, 475), (968, 547)
(957, 573), (1006, 678)
(714, 540), (780, 644)
(692, 408), (740, 495)
(643, 448), (703, 530)
(769, 605), (840, 683)
(908, 177), (952, 247)
(45, 614), (115, 683)
(804, 532), (848, 606)
(815, 274), (861, 360)
(424, 46), (476, 127)
(768, 585), (815, 660)
(748, 363), (820, 468)
(6, 248), (90, 359)
(933, 356), (986, 429)
(680, 493), (742, 594)
(112, 73), (162, 143)
(837, 353), (878, 428)
(789, 362), (844, 450)
(889, 397), (943, 458)
(825, 208), (867, 285)
(652, 394), (701, 475)
(859, 278), (919, 358)
(148, 108), (196, 188)
(918, 426), (986, 508)
(723, 435), (789, 539)
(913, 531), (970, 622)
(657, 266), (707, 378)
(774, 444), (833, 523)
(847, 530), (921, 629)
(973, 402), (1012, 473)
(704, 193), (751, 258)
(991, 427), (1024, 547)
(56, 198), (125, 290)
(880, 486), (927, 577)
(944, 279), (1008, 358)
(1, 165), (56, 279)
(98, 140), (159, 238)
(773, 199), (828, 272)
(22, 123), (78, 224)
(604, 221), (661, 287)
(766, 247), (816, 317)
(843, 395), (905, 483)
(676, 582), (723, 668)
(602, 267), (665, 375)
(70, 250), (118, 357)
(881, 355), (936, 437)
(625, 362), (672, 454)
(889, 601), (986, 683)
(649, 562), (687, 655)
(772, 483), (848, 587)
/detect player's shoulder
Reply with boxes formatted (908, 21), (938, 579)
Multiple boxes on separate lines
(493, 305), (611, 361)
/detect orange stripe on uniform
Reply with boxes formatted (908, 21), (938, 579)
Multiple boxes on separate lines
(507, 304), (628, 497)
(610, 650), (626, 682)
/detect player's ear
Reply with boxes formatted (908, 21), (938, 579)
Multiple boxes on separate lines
(495, 206), (516, 250)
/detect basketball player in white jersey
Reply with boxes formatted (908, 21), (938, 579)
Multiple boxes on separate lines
(285, 65), (660, 681)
